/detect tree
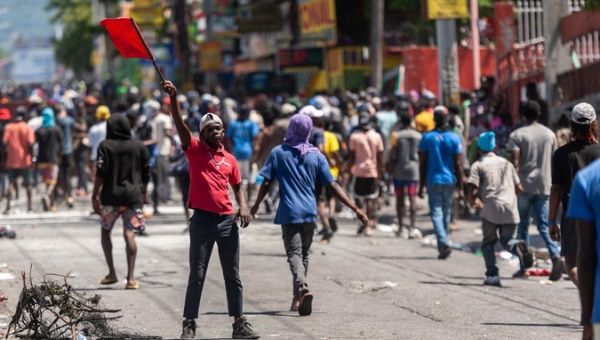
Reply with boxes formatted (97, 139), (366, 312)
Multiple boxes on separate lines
(46, 0), (94, 76)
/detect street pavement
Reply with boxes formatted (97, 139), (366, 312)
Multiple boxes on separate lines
(0, 197), (581, 339)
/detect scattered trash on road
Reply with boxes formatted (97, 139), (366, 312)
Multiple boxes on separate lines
(0, 226), (16, 239)
(349, 280), (398, 293)
(5, 272), (161, 339)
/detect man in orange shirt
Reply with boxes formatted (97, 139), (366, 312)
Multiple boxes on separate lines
(2, 108), (35, 214)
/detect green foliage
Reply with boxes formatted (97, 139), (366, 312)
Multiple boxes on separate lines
(586, 0), (600, 10)
(46, 0), (94, 75)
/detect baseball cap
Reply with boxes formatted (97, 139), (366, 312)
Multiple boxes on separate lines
(95, 105), (111, 121)
(358, 112), (371, 127)
(433, 105), (448, 115)
(199, 113), (223, 133)
(299, 105), (324, 118)
(477, 131), (496, 152)
(571, 102), (597, 125)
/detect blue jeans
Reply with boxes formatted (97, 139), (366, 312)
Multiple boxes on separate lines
(517, 193), (560, 269)
(428, 184), (454, 251)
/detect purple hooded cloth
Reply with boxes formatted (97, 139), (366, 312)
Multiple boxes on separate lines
(284, 113), (320, 158)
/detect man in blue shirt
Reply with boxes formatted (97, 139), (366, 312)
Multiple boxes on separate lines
(251, 113), (368, 316)
(418, 106), (464, 259)
(567, 158), (600, 340)
(227, 105), (260, 198)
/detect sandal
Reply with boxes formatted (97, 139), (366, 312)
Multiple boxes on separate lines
(100, 275), (118, 285)
(125, 280), (139, 289)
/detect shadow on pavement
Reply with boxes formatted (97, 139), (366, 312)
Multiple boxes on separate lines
(374, 255), (435, 261)
(204, 311), (303, 318)
(482, 322), (580, 329)
(418, 280), (483, 287)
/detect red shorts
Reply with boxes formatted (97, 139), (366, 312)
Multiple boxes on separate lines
(393, 180), (418, 197)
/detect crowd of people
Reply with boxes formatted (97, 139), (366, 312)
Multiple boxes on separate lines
(2, 77), (600, 338)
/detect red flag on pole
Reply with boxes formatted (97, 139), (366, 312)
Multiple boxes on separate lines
(100, 17), (151, 59)
(100, 17), (165, 81)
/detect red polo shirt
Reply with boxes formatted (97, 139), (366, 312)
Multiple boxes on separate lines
(184, 138), (241, 215)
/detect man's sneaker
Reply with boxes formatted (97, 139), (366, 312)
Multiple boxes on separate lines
(319, 232), (333, 244)
(514, 241), (535, 268)
(409, 228), (423, 239)
(483, 275), (502, 287)
(180, 319), (196, 339)
(298, 289), (313, 316)
(232, 316), (260, 339)
(549, 257), (565, 281)
(438, 246), (452, 260)
(512, 269), (529, 279)
(290, 296), (299, 312)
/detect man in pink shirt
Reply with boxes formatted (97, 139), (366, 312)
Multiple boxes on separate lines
(348, 112), (384, 235)
(2, 109), (35, 214)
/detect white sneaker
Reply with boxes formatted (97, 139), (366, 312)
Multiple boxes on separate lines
(483, 275), (502, 287)
(409, 228), (423, 239)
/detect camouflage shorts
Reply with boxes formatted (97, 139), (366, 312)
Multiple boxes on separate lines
(100, 206), (145, 233)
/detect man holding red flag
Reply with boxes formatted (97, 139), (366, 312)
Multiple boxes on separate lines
(161, 80), (259, 340)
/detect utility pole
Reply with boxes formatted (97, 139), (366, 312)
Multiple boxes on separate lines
(543, 0), (570, 122)
(436, 19), (459, 106)
(204, 0), (214, 91)
(370, 0), (384, 91)
(470, 0), (480, 90)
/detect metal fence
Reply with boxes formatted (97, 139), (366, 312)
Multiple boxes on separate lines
(516, 1), (544, 45)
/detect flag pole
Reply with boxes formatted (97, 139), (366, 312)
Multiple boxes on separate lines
(130, 18), (166, 83)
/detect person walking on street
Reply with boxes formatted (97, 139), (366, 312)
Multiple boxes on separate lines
(388, 112), (421, 238)
(507, 100), (561, 279)
(161, 81), (259, 340)
(35, 108), (63, 211)
(151, 99), (174, 209)
(2, 109), (35, 214)
(88, 105), (110, 180)
(467, 132), (534, 287)
(226, 104), (260, 200)
(348, 112), (384, 236)
(92, 114), (149, 290)
(418, 106), (464, 259)
(565, 158), (600, 340)
(549, 102), (600, 286)
(250, 113), (368, 316)
(56, 106), (76, 208)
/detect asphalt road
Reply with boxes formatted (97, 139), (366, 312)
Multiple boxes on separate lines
(0, 207), (581, 340)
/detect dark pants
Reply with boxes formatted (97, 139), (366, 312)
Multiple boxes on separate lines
(481, 219), (518, 277)
(282, 223), (315, 298)
(57, 154), (73, 198)
(152, 155), (170, 209)
(183, 210), (243, 319)
(74, 145), (88, 191)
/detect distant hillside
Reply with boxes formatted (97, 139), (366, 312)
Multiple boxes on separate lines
(1, 0), (53, 52)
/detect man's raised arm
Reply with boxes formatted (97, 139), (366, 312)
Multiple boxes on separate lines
(161, 80), (191, 148)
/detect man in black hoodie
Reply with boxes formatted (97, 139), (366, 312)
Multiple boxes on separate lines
(92, 114), (150, 290)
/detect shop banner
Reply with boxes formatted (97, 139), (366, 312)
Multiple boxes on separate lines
(299, 0), (337, 45)
(200, 41), (223, 71)
(425, 0), (468, 20)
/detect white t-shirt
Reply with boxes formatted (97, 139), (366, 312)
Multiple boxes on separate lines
(88, 121), (107, 161)
(151, 113), (173, 156)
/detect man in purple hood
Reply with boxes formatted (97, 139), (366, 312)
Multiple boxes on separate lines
(251, 113), (368, 316)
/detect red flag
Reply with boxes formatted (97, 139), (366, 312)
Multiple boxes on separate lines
(100, 17), (152, 59)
